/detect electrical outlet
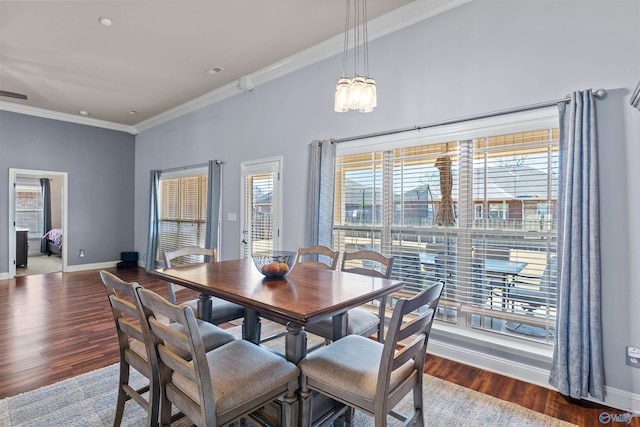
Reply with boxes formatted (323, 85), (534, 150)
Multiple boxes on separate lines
(626, 346), (640, 368)
(79, 249), (85, 258)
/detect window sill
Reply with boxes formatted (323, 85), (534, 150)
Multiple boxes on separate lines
(428, 320), (554, 389)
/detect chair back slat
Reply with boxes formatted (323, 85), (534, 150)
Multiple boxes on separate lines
(396, 308), (434, 342)
(341, 250), (394, 279)
(296, 245), (339, 270)
(390, 335), (424, 371)
(109, 296), (147, 343)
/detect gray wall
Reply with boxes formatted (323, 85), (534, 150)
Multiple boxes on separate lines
(133, 0), (640, 401)
(0, 111), (136, 269)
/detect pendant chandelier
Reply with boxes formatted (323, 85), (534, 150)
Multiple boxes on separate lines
(334, 0), (377, 113)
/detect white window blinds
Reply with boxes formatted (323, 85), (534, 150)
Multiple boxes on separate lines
(333, 108), (558, 343)
(15, 184), (43, 239)
(157, 173), (208, 263)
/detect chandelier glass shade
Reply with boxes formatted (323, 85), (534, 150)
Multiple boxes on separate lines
(334, 0), (377, 113)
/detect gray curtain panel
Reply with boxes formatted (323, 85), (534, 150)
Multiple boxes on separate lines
(205, 160), (222, 261)
(549, 90), (605, 400)
(307, 140), (336, 248)
(631, 80), (640, 110)
(40, 178), (51, 253)
(145, 170), (160, 271)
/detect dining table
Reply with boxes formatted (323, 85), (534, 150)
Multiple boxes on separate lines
(150, 257), (405, 364)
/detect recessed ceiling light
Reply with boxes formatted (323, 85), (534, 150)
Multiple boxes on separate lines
(129, 110), (139, 115)
(98, 17), (112, 26)
(205, 66), (224, 75)
(79, 110), (89, 116)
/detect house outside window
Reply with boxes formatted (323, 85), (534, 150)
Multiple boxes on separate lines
(332, 108), (558, 344)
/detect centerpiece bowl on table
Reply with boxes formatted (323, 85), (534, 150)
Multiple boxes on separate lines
(252, 251), (297, 278)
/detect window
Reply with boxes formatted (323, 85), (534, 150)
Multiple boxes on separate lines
(16, 184), (43, 239)
(157, 173), (208, 263)
(332, 108), (558, 343)
(240, 157), (283, 258)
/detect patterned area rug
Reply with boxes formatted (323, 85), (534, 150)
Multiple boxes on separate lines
(0, 324), (575, 427)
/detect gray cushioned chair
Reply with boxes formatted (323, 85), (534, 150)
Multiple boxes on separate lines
(295, 245), (339, 270)
(136, 287), (300, 427)
(299, 280), (444, 427)
(99, 270), (235, 427)
(164, 246), (245, 325)
(305, 250), (394, 343)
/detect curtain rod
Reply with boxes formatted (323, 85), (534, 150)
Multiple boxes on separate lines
(160, 160), (223, 174)
(333, 88), (607, 144)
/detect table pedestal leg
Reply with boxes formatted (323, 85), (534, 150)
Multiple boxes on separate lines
(332, 312), (348, 341)
(197, 293), (212, 322)
(242, 308), (262, 345)
(285, 323), (307, 364)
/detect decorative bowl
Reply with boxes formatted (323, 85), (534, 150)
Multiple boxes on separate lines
(252, 251), (297, 279)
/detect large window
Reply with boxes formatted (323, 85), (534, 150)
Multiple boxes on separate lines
(333, 108), (558, 343)
(157, 173), (208, 263)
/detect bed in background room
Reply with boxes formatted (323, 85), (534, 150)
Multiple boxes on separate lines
(43, 228), (62, 256)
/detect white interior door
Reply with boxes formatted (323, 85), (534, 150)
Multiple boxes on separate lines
(240, 157), (282, 258)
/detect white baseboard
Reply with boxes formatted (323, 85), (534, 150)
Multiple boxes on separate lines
(428, 335), (640, 413)
(64, 261), (119, 272)
(0, 261), (119, 279)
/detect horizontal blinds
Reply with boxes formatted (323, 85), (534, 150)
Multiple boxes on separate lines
(157, 174), (207, 264)
(333, 117), (558, 331)
(247, 173), (274, 256)
(15, 185), (44, 238)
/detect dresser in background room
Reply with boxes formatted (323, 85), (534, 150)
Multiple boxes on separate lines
(16, 228), (29, 268)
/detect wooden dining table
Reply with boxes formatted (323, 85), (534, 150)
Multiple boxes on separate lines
(150, 257), (405, 364)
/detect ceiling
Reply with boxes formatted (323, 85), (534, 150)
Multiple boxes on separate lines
(0, 1), (462, 131)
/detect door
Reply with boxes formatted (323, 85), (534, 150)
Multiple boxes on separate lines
(240, 157), (283, 258)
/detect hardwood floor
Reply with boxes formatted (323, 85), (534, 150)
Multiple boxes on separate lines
(0, 267), (634, 427)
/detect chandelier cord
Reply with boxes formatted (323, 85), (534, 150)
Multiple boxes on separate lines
(342, 0), (351, 78)
(362, 0), (369, 78)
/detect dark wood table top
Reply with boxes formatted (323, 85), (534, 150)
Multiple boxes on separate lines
(150, 258), (405, 326)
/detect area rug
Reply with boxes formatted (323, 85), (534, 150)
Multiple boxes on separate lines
(0, 364), (574, 427)
(0, 325), (575, 427)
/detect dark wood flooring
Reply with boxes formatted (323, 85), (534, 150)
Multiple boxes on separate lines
(0, 267), (634, 427)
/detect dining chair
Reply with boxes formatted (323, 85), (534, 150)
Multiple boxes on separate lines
(100, 270), (160, 427)
(305, 250), (394, 344)
(295, 245), (339, 270)
(299, 280), (445, 427)
(136, 287), (300, 427)
(100, 270), (235, 427)
(164, 246), (245, 325)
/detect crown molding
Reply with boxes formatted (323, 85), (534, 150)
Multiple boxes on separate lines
(135, 0), (471, 132)
(0, 100), (137, 135)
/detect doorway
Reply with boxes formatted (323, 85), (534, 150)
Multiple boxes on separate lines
(8, 168), (68, 278)
(240, 157), (283, 259)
